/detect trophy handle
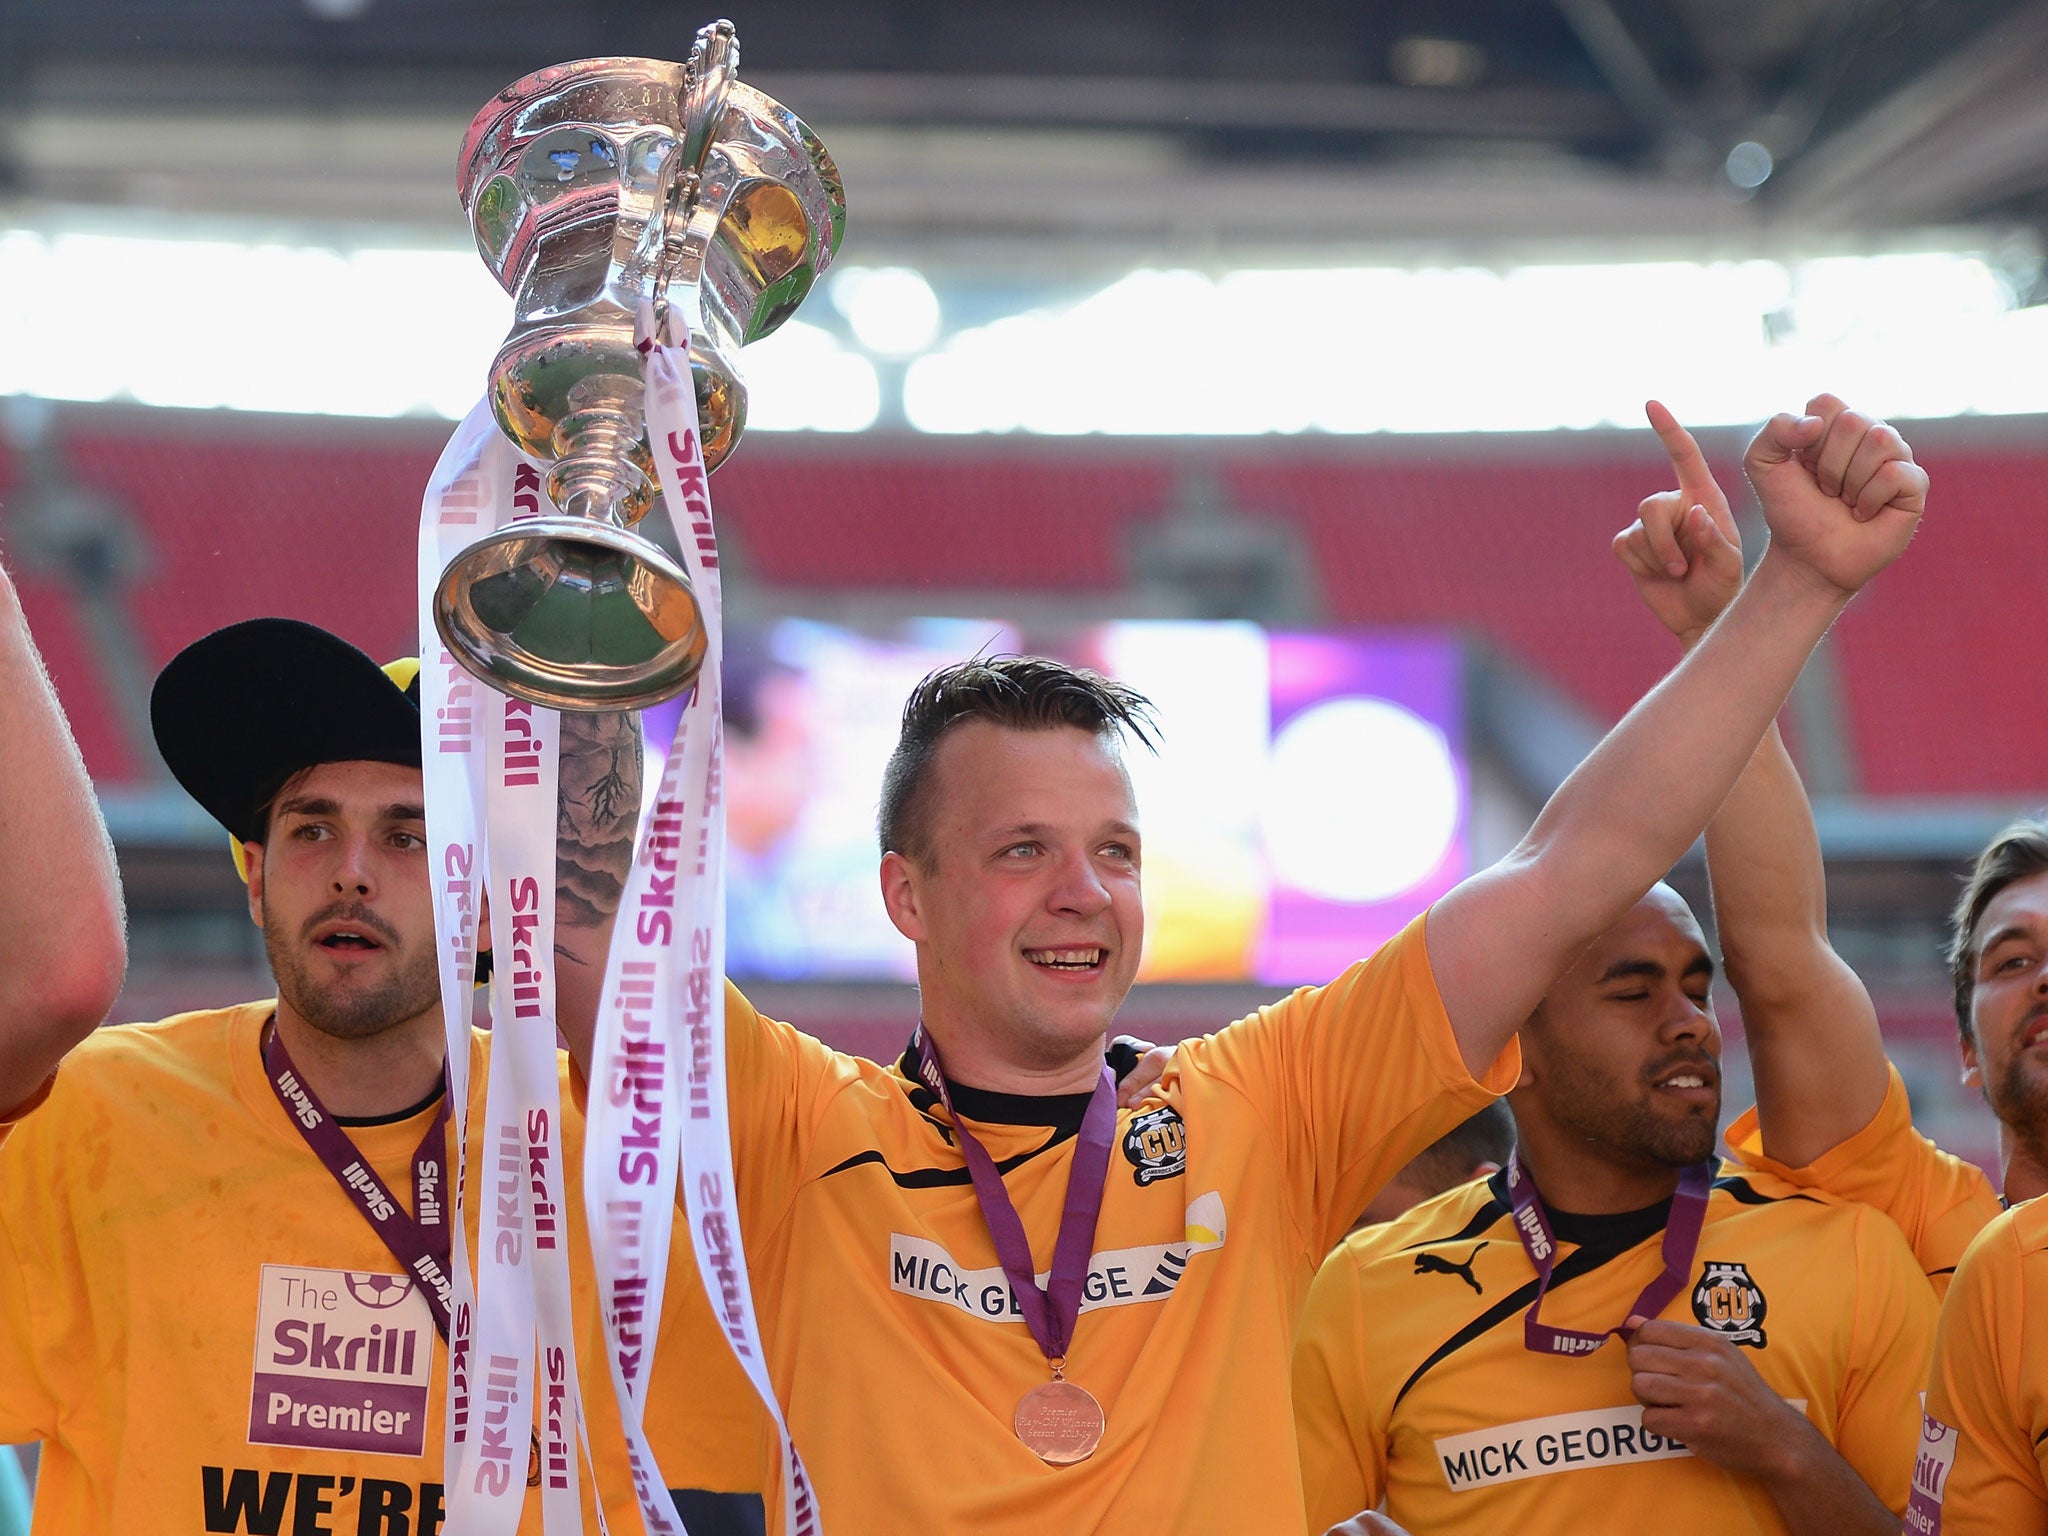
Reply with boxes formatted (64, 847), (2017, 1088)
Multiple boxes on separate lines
(677, 21), (739, 182)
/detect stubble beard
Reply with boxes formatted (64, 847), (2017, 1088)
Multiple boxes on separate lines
(990, 998), (1119, 1077)
(1989, 1046), (2048, 1172)
(265, 917), (440, 1043)
(1548, 1056), (1721, 1171)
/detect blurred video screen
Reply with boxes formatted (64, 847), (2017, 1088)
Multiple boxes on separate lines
(682, 617), (1468, 986)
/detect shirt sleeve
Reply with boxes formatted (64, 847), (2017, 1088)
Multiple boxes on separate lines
(0, 1098), (64, 1441)
(1292, 1238), (1388, 1535)
(1921, 1213), (2048, 1534)
(1723, 1063), (1998, 1297)
(720, 980), (864, 1237)
(1178, 911), (1520, 1259)
(1826, 1203), (1940, 1515)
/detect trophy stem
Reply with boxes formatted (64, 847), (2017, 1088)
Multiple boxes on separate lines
(546, 395), (652, 524)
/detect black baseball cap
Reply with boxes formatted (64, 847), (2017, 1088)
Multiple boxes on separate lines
(151, 618), (423, 848)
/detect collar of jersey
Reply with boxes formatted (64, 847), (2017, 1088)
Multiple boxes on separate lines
(1484, 1166), (1676, 1253)
(335, 1077), (448, 1128)
(896, 1039), (1096, 1131)
(259, 1013), (450, 1127)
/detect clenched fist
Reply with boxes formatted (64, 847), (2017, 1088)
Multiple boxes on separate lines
(1745, 393), (1927, 600)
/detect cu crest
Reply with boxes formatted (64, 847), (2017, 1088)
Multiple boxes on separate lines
(1122, 1104), (1187, 1186)
(1691, 1260), (1768, 1348)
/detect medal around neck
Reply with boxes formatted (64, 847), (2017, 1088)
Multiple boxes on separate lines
(912, 1027), (1118, 1465)
(1015, 1371), (1107, 1465)
(437, 22), (844, 710)
(1506, 1151), (1714, 1355)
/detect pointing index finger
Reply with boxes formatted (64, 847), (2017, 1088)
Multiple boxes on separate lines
(1645, 400), (1716, 502)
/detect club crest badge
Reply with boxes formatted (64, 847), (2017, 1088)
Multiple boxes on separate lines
(1692, 1260), (1768, 1347)
(1122, 1104), (1187, 1186)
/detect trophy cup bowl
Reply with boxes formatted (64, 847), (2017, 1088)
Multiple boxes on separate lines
(435, 24), (845, 710)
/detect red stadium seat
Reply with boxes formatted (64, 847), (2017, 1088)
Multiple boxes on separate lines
(32, 410), (2045, 802)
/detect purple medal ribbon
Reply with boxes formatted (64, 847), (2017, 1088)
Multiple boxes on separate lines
(911, 1025), (1116, 1366)
(264, 1023), (455, 1340)
(1506, 1150), (1713, 1355)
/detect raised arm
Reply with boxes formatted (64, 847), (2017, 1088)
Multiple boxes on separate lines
(1427, 395), (1927, 1074)
(0, 562), (126, 1116)
(1702, 737), (1887, 1164)
(552, 708), (643, 1077)
(1612, 400), (1892, 1165)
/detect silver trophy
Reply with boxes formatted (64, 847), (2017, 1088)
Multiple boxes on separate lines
(435, 22), (844, 710)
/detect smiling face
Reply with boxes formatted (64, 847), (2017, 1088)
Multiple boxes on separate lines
(1962, 871), (2048, 1150)
(880, 722), (1144, 1089)
(1514, 886), (1723, 1178)
(245, 758), (440, 1043)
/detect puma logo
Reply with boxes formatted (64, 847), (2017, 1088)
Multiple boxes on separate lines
(1414, 1242), (1488, 1295)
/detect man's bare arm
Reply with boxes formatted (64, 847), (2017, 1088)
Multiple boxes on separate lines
(553, 709), (643, 1077)
(1611, 400), (1891, 1165)
(1427, 398), (1926, 1076)
(0, 563), (126, 1115)
(1705, 727), (1887, 1164)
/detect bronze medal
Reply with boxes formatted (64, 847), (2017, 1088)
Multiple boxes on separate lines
(1014, 1378), (1105, 1465)
(910, 1031), (1119, 1470)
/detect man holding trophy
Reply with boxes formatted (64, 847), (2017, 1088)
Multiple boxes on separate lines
(403, 26), (1932, 1536)
(652, 428), (1922, 1534)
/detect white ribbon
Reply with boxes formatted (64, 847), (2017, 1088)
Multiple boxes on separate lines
(648, 302), (819, 1535)
(417, 399), (502, 1493)
(420, 410), (600, 1535)
(583, 700), (691, 1535)
(425, 299), (816, 1535)
(485, 690), (603, 1536)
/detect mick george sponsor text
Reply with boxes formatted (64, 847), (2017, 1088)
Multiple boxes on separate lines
(1433, 1401), (1807, 1491)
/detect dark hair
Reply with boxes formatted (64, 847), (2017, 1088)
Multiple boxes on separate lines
(878, 655), (1158, 866)
(1404, 1101), (1516, 1200)
(1949, 817), (2048, 1047)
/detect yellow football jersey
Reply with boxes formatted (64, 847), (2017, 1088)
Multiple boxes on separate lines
(1293, 1163), (1936, 1534)
(1917, 1197), (2048, 1532)
(1724, 1063), (1999, 1299)
(0, 1001), (763, 1535)
(700, 913), (1518, 1534)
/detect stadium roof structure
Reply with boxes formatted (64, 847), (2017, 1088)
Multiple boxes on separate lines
(4, 0), (2048, 255)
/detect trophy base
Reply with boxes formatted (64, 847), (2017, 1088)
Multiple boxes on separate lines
(434, 515), (707, 711)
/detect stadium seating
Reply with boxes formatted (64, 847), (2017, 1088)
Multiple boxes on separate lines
(9, 410), (2043, 798)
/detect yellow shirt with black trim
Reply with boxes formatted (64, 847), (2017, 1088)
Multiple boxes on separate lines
(0, 1001), (764, 1535)
(1724, 1062), (2000, 1298)
(706, 911), (1517, 1535)
(1292, 1161), (1937, 1534)
(1917, 1197), (2048, 1532)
